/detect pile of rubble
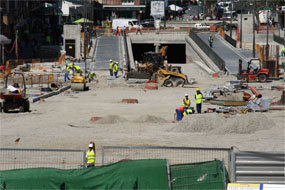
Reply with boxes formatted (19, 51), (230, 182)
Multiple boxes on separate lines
(202, 80), (285, 114)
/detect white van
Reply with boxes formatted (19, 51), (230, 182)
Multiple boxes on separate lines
(112, 18), (142, 30)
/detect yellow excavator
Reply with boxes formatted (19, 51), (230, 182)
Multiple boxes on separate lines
(156, 64), (190, 87)
(127, 51), (193, 87)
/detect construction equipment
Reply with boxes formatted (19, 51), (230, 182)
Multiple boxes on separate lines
(127, 51), (193, 87)
(0, 72), (30, 113)
(237, 58), (269, 83)
(71, 72), (88, 91)
(156, 65), (190, 87)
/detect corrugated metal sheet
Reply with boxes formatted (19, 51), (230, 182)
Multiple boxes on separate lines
(231, 151), (285, 184)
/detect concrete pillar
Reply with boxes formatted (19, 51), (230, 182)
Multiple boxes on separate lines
(154, 43), (160, 53)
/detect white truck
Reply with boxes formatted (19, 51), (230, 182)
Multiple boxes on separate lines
(193, 23), (210, 29)
(112, 18), (142, 30)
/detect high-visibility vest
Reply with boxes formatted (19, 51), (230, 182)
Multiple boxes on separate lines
(86, 150), (95, 164)
(177, 106), (185, 113)
(281, 48), (285, 53)
(113, 64), (118, 72)
(183, 109), (193, 116)
(209, 36), (213, 43)
(109, 62), (114, 69)
(183, 98), (190, 107)
(195, 93), (203, 104)
(66, 63), (72, 71)
(74, 65), (80, 70)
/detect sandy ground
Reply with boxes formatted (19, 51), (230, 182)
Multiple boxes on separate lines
(0, 63), (284, 156)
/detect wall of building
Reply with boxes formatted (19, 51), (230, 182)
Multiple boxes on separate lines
(63, 24), (82, 59)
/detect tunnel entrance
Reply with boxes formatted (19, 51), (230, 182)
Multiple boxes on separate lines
(132, 44), (186, 64)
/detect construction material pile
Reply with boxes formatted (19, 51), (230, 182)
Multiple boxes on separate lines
(172, 113), (274, 134)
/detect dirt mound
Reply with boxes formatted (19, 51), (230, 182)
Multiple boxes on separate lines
(133, 115), (168, 123)
(172, 113), (273, 134)
(95, 115), (128, 124)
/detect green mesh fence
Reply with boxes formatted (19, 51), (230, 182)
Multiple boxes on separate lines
(170, 160), (229, 190)
(0, 159), (169, 189)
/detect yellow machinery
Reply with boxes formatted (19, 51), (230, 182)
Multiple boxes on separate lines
(71, 73), (88, 91)
(156, 65), (189, 87)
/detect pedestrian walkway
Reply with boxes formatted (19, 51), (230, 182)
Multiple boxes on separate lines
(197, 33), (251, 74)
(92, 36), (120, 70)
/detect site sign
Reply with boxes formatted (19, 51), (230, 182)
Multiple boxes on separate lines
(151, 1), (165, 17)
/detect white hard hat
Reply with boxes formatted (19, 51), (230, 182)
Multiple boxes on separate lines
(109, 59), (112, 62)
(185, 94), (189, 96)
(89, 144), (93, 148)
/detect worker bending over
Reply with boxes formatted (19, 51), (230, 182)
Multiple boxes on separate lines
(176, 106), (193, 121)
(195, 88), (203, 114)
(183, 94), (191, 108)
(86, 142), (96, 167)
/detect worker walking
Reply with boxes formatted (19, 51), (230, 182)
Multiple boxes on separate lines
(195, 88), (203, 114)
(183, 94), (191, 108)
(109, 59), (114, 76)
(209, 34), (213, 48)
(281, 47), (285, 57)
(86, 142), (96, 167)
(113, 61), (118, 78)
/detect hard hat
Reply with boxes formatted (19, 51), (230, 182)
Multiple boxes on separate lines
(196, 88), (200, 91)
(109, 59), (112, 62)
(185, 94), (189, 96)
(89, 144), (93, 148)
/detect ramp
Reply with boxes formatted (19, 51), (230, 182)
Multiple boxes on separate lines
(197, 33), (252, 74)
(92, 36), (121, 70)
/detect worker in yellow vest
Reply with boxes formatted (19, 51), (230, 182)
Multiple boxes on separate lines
(183, 94), (191, 108)
(73, 65), (81, 73)
(86, 143), (96, 167)
(195, 88), (203, 114)
(113, 61), (118, 78)
(109, 59), (114, 76)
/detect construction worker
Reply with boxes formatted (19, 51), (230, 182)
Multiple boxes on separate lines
(86, 142), (96, 167)
(183, 108), (193, 116)
(73, 65), (81, 73)
(109, 59), (114, 76)
(195, 88), (203, 114)
(281, 47), (285, 57)
(183, 94), (191, 108)
(209, 34), (213, 48)
(175, 106), (187, 121)
(113, 61), (118, 78)
(88, 72), (96, 82)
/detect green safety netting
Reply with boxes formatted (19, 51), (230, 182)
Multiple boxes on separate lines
(0, 159), (169, 189)
(170, 160), (229, 190)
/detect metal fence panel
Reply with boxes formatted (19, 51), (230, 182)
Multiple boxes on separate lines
(189, 30), (225, 71)
(102, 146), (232, 176)
(0, 148), (86, 171)
(273, 34), (285, 45)
(224, 33), (236, 47)
(232, 151), (285, 184)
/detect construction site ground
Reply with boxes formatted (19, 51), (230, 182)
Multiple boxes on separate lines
(1, 63), (284, 158)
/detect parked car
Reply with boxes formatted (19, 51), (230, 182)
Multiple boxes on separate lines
(141, 19), (155, 28)
(193, 23), (210, 29)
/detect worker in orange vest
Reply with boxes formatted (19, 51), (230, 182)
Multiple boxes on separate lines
(175, 106), (187, 121)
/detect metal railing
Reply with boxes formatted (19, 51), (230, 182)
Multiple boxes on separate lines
(0, 148), (86, 171)
(101, 146), (232, 174)
(273, 34), (285, 45)
(231, 151), (285, 184)
(224, 33), (236, 47)
(189, 30), (225, 71)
